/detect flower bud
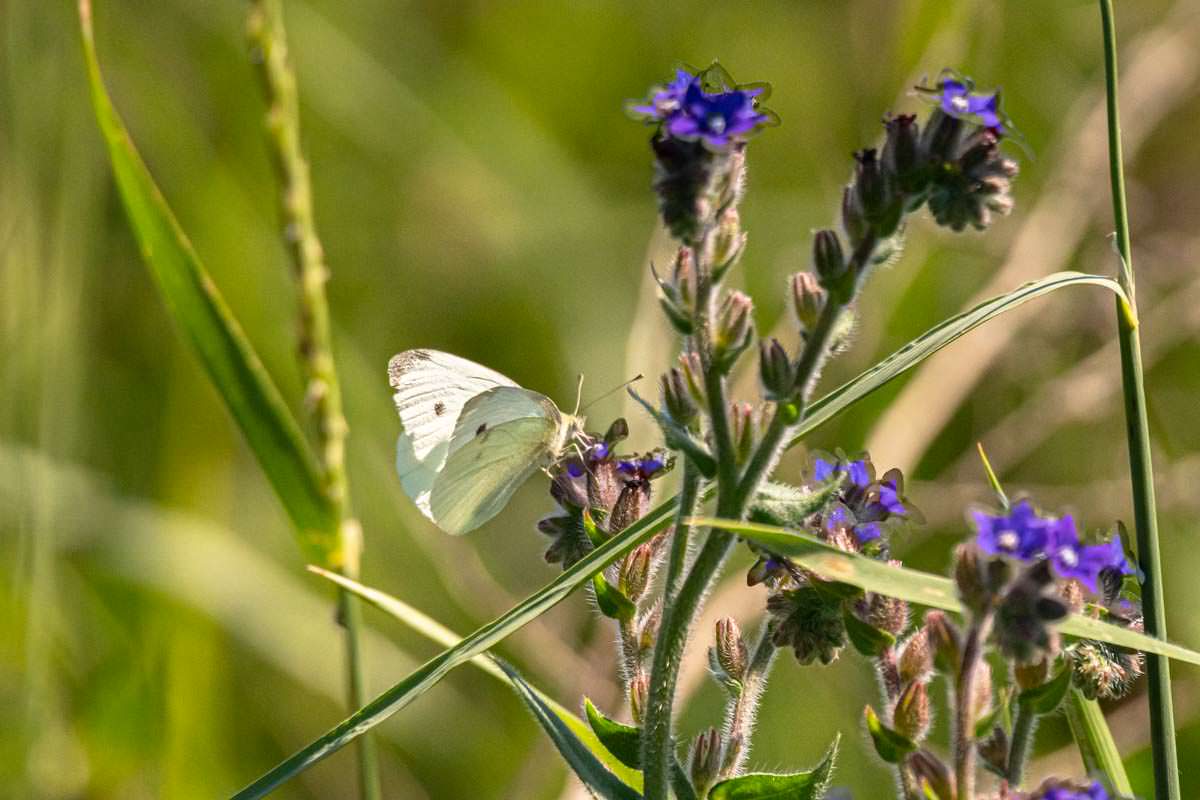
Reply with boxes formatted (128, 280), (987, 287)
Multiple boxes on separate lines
(638, 603), (662, 655)
(978, 725), (1009, 776)
(898, 628), (933, 685)
(661, 368), (699, 428)
(711, 207), (746, 277)
(971, 661), (994, 723)
(920, 108), (965, 164)
(1069, 638), (1145, 701)
(758, 338), (794, 401)
(1014, 656), (1050, 691)
(610, 481), (652, 535)
(768, 586), (847, 666)
(866, 592), (910, 637)
(907, 750), (954, 800)
(689, 728), (724, 797)
(730, 401), (757, 464)
(923, 611), (961, 675)
(714, 617), (749, 682)
(892, 680), (931, 742)
(619, 541), (655, 601)
(714, 291), (755, 370)
(811, 228), (847, 289)
(603, 417), (629, 446)
(677, 352), (706, 408)
(841, 184), (868, 247)
(672, 247), (697, 307)
(628, 672), (649, 724)
(882, 113), (923, 196)
(790, 271), (825, 332)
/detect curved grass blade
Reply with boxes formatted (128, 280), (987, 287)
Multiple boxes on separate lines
(233, 271), (1137, 795)
(696, 518), (1200, 667)
(497, 661), (643, 800)
(231, 498), (681, 798)
(1065, 688), (1134, 797)
(309, 567), (643, 791)
(78, 0), (338, 560)
(790, 271), (1131, 445)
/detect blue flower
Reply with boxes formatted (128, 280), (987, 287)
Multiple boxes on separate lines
(631, 69), (770, 150)
(617, 455), (666, 480)
(814, 457), (869, 488)
(1040, 780), (1109, 800)
(939, 79), (1003, 131)
(972, 500), (1050, 560)
(1047, 520), (1132, 593)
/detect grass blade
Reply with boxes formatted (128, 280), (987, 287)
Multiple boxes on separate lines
(308, 567), (643, 791)
(497, 661), (643, 800)
(694, 518), (1200, 666)
(790, 271), (1131, 445)
(78, 0), (338, 561)
(232, 270), (1138, 795)
(1065, 688), (1134, 797)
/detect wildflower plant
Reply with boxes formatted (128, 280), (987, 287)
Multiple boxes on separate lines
(77, 0), (1195, 799)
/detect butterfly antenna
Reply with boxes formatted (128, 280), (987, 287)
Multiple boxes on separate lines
(581, 374), (644, 413)
(573, 373), (585, 417)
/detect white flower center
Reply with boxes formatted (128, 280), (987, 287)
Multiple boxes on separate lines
(707, 114), (726, 134)
(949, 95), (970, 113)
(1058, 548), (1079, 567)
(997, 531), (1019, 551)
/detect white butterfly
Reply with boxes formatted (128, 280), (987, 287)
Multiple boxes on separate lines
(388, 349), (587, 535)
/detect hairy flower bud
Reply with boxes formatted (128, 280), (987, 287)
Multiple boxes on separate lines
(812, 228), (847, 290)
(711, 207), (747, 277)
(768, 586), (847, 665)
(841, 184), (868, 247)
(866, 591), (910, 637)
(689, 728), (724, 797)
(730, 401), (758, 464)
(790, 271), (825, 333)
(619, 541), (655, 601)
(907, 750), (954, 800)
(920, 109), (965, 164)
(1069, 637), (1145, 701)
(883, 113), (924, 198)
(899, 628), (933, 685)
(629, 672), (649, 725)
(714, 617), (749, 683)
(1014, 656), (1051, 691)
(923, 611), (962, 675)
(677, 352), (706, 407)
(714, 291), (755, 370)
(892, 680), (931, 742)
(661, 368), (699, 428)
(978, 725), (1009, 776)
(972, 661), (995, 722)
(758, 338), (794, 401)
(852, 148), (898, 232)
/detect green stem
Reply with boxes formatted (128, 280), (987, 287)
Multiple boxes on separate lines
(247, 4), (379, 798)
(664, 460), (703, 602)
(1098, 2), (1179, 797)
(1006, 702), (1036, 788)
(953, 612), (992, 800)
(1065, 688), (1135, 796)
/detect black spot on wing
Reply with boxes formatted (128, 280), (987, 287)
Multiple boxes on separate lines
(434, 401), (446, 416)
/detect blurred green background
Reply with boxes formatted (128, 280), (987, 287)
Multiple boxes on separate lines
(4, 0), (1200, 797)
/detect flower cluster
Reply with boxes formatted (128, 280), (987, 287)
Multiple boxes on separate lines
(630, 67), (772, 151)
(812, 454), (916, 551)
(1028, 779), (1110, 800)
(972, 500), (1132, 593)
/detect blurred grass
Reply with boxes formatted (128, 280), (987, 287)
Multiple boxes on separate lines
(2, 1), (1198, 797)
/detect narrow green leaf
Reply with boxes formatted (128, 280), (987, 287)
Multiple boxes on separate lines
(975, 442), (1010, 509)
(1065, 688), (1134, 797)
(694, 518), (1200, 667)
(708, 734), (839, 799)
(584, 699), (641, 770)
(78, 1), (338, 561)
(309, 567), (643, 791)
(497, 661), (643, 800)
(233, 271), (1138, 792)
(842, 608), (896, 657)
(789, 271), (1130, 446)
(865, 706), (917, 764)
(1018, 665), (1072, 716)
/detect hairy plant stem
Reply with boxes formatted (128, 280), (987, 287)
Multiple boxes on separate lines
(247, 4), (379, 798)
(641, 233), (870, 798)
(719, 624), (778, 778)
(1098, 2), (1179, 798)
(1005, 702), (1036, 788)
(953, 612), (993, 800)
(664, 460), (703, 603)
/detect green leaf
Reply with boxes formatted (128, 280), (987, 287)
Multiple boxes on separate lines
(592, 573), (637, 622)
(864, 706), (916, 764)
(627, 388), (717, 478)
(233, 272), (1138, 792)
(584, 699), (641, 770)
(748, 481), (840, 530)
(693, 518), (1200, 667)
(708, 734), (839, 799)
(1065, 688), (1134, 797)
(1018, 665), (1072, 715)
(78, 1), (338, 562)
(308, 567), (643, 791)
(788, 271), (1131, 448)
(842, 608), (896, 657)
(973, 687), (1011, 739)
(497, 661), (643, 800)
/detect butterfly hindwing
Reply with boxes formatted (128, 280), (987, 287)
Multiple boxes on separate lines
(428, 386), (565, 535)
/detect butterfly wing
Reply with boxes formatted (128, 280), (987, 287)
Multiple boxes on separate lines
(389, 350), (517, 520)
(428, 386), (564, 535)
